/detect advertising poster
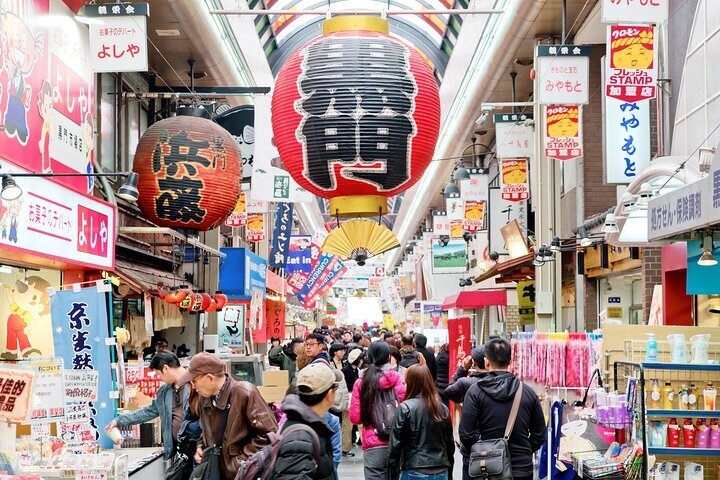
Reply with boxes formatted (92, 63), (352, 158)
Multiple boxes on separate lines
(245, 213), (265, 242)
(605, 96), (650, 184)
(219, 305), (245, 347)
(431, 239), (467, 274)
(500, 159), (530, 202)
(28, 359), (65, 423)
(544, 106), (583, 161)
(463, 200), (485, 233)
(286, 234), (312, 274)
(225, 193), (247, 227)
(214, 105), (254, 185)
(0, 367), (35, 422)
(606, 25), (656, 103)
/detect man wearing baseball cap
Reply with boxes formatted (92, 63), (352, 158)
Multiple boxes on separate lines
(273, 363), (343, 480)
(181, 352), (277, 480)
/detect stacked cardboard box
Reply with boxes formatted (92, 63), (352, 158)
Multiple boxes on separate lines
(257, 369), (290, 404)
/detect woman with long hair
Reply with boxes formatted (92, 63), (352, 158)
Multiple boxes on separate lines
(388, 364), (454, 480)
(349, 341), (406, 480)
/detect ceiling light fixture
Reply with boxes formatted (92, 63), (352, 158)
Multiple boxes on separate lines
(0, 176), (22, 201)
(602, 213), (619, 233)
(443, 181), (461, 199)
(117, 172), (140, 202)
(699, 233), (718, 267)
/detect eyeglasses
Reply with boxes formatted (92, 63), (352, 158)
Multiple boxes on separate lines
(304, 342), (319, 347)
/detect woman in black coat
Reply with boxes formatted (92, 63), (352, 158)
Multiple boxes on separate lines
(435, 343), (450, 407)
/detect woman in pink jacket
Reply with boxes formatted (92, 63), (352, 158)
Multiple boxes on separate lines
(350, 341), (406, 480)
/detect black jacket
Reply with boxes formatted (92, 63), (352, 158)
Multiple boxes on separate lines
(341, 364), (359, 393)
(417, 346), (437, 381)
(444, 366), (486, 404)
(273, 395), (335, 480)
(435, 350), (450, 393)
(388, 397), (454, 480)
(458, 371), (546, 476)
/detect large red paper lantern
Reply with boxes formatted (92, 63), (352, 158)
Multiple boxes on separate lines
(133, 108), (242, 231)
(272, 16), (440, 217)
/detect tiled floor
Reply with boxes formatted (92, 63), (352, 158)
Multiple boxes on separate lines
(336, 444), (465, 479)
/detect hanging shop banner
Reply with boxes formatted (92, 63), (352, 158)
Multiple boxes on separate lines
(489, 188), (528, 256)
(432, 211), (450, 236)
(219, 248), (268, 298)
(219, 305), (245, 347)
(28, 360), (65, 423)
(431, 239), (467, 274)
(0, 366), (35, 422)
(245, 213), (265, 242)
(606, 25), (657, 103)
(544, 105), (583, 161)
(250, 165), (313, 203)
(500, 159), (530, 202)
(269, 202), (293, 269)
(50, 286), (114, 449)
(246, 199), (268, 213)
(459, 169), (489, 202)
(450, 220), (464, 238)
(214, 105), (254, 185)
(287, 231), (326, 291)
(494, 114), (534, 159)
(300, 259), (347, 308)
(447, 317), (471, 373)
(463, 201), (485, 233)
(516, 280), (536, 325)
(88, 5), (149, 73)
(602, 0), (668, 25)
(536, 45), (591, 105)
(265, 299), (286, 340)
(225, 193), (247, 227)
(446, 198), (464, 221)
(287, 235), (312, 274)
(605, 96), (651, 184)
(380, 278), (406, 323)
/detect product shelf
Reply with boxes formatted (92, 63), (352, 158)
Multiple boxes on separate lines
(646, 409), (720, 418)
(647, 447), (720, 456)
(642, 363), (720, 372)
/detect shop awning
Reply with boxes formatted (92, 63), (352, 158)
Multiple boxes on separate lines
(114, 259), (196, 293)
(442, 290), (508, 310)
(474, 252), (535, 284)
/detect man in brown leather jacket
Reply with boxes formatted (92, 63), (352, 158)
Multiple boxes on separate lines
(180, 352), (278, 480)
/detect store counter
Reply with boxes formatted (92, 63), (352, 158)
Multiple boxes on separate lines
(112, 447), (164, 480)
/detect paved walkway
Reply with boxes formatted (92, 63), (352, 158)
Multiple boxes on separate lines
(337, 444), (465, 479)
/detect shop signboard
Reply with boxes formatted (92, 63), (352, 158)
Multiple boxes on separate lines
(225, 193), (247, 227)
(516, 280), (536, 325)
(219, 305), (245, 347)
(431, 239), (466, 274)
(647, 179), (705, 241)
(380, 278), (405, 323)
(250, 165), (313, 203)
(269, 202), (293, 269)
(50, 286), (114, 449)
(246, 199), (268, 213)
(602, 0), (668, 25)
(432, 211), (450, 236)
(606, 25), (657, 103)
(500, 158), (530, 202)
(536, 45), (591, 105)
(0, 366), (35, 422)
(245, 213), (265, 242)
(494, 114), (534, 159)
(544, 105), (583, 161)
(489, 188), (528, 256)
(459, 169), (489, 202)
(463, 201), (485, 233)
(265, 299), (286, 340)
(219, 248), (267, 298)
(605, 96), (650, 184)
(286, 234), (312, 274)
(87, 3), (149, 73)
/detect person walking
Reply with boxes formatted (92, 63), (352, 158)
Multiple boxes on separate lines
(388, 364), (454, 480)
(329, 342), (347, 370)
(459, 338), (546, 480)
(181, 352), (278, 480)
(349, 341), (406, 480)
(273, 363), (343, 480)
(414, 334), (437, 382)
(399, 334), (424, 368)
(444, 347), (487, 404)
(435, 343), (450, 407)
(304, 332), (330, 365)
(341, 348), (363, 456)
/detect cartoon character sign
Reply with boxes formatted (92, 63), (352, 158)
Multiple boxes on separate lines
(606, 25), (657, 103)
(1, 276), (50, 359)
(81, 112), (93, 192)
(37, 79), (52, 171)
(0, 4), (43, 145)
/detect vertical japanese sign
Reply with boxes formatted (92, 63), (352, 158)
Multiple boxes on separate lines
(287, 235), (312, 274)
(265, 299), (286, 340)
(0, 367), (35, 422)
(219, 305), (245, 347)
(602, 0), (668, 25)
(432, 211), (450, 236)
(494, 114), (534, 158)
(544, 105), (583, 161)
(245, 213), (265, 242)
(269, 203), (293, 269)
(87, 3), (149, 73)
(500, 159), (530, 202)
(50, 286), (114, 449)
(225, 193), (247, 227)
(380, 278), (406, 323)
(516, 280), (536, 325)
(447, 317), (471, 374)
(536, 45), (591, 105)
(605, 96), (650, 183)
(459, 169), (489, 202)
(606, 25), (656, 103)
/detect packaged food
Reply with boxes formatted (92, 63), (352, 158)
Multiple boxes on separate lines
(667, 418), (681, 447)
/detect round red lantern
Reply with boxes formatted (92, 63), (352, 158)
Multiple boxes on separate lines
(199, 291), (213, 311)
(189, 292), (204, 313)
(165, 286), (188, 304)
(133, 108), (243, 231)
(272, 17), (440, 217)
(204, 298), (218, 313)
(214, 292), (228, 310)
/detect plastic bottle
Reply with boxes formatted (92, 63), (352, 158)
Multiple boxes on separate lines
(667, 418), (681, 447)
(704, 383), (716, 410)
(679, 385), (689, 410)
(648, 379), (662, 409)
(683, 418), (697, 448)
(667, 334), (688, 363)
(645, 333), (659, 362)
(688, 384), (699, 410)
(696, 420), (709, 448)
(711, 419), (720, 449)
(690, 334), (710, 364)
(664, 382), (675, 409)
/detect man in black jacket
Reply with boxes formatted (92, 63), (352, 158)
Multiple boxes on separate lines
(444, 346), (487, 404)
(414, 333), (437, 381)
(459, 338), (546, 480)
(273, 362), (342, 480)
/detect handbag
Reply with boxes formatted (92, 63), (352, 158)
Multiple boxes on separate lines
(468, 383), (524, 480)
(166, 437), (197, 480)
(190, 389), (233, 480)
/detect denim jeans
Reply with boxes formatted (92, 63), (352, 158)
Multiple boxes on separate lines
(400, 469), (449, 480)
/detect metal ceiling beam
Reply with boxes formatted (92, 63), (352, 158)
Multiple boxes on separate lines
(118, 227), (227, 258)
(210, 9), (504, 15)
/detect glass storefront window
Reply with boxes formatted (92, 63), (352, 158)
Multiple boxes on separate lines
(99, 74), (117, 172)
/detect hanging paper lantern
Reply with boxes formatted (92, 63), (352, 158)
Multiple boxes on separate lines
(165, 287), (188, 304)
(205, 298), (218, 313)
(199, 291), (213, 311)
(178, 290), (193, 310)
(272, 16), (440, 217)
(189, 292), (204, 313)
(133, 108), (243, 231)
(214, 292), (228, 310)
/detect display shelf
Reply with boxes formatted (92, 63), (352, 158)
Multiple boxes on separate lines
(646, 409), (720, 418)
(647, 447), (720, 456)
(642, 363), (720, 372)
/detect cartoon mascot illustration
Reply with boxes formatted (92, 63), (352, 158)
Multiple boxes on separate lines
(1, 0), (44, 145)
(37, 79), (52, 171)
(2, 276), (50, 359)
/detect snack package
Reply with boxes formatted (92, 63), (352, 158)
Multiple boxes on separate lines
(666, 463), (680, 480)
(683, 462), (703, 480)
(651, 462), (667, 480)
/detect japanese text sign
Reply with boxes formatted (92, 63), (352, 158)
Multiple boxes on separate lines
(536, 45), (591, 105)
(29, 361), (65, 423)
(447, 318), (471, 377)
(605, 96), (650, 184)
(124, 367), (161, 398)
(544, 105), (583, 161)
(459, 170), (489, 202)
(225, 193), (247, 227)
(287, 235), (312, 274)
(51, 287), (114, 448)
(606, 25), (656, 103)
(432, 211), (449, 236)
(265, 299), (286, 340)
(380, 278), (406, 323)
(494, 114), (534, 158)
(219, 305), (245, 347)
(602, 0), (668, 24)
(83, 3), (149, 16)
(500, 159), (530, 202)
(90, 15), (148, 73)
(516, 280), (536, 325)
(463, 201), (485, 233)
(647, 179), (705, 241)
(250, 166), (313, 203)
(269, 202), (293, 269)
(246, 213), (265, 242)
(0, 367), (35, 422)
(65, 404), (90, 424)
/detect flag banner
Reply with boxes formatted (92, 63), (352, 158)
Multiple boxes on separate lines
(544, 105), (583, 161)
(269, 203), (293, 268)
(287, 235), (312, 274)
(606, 25), (656, 103)
(380, 278), (406, 323)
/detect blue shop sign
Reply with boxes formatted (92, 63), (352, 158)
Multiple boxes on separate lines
(219, 248), (267, 298)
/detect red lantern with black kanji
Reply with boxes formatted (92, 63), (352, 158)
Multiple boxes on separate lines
(272, 16), (440, 217)
(133, 108), (242, 231)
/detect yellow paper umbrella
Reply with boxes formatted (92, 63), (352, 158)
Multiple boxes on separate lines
(322, 219), (400, 264)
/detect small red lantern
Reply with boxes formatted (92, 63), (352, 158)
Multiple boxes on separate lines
(165, 287), (188, 304)
(190, 292), (204, 313)
(272, 16), (440, 217)
(199, 291), (213, 311)
(133, 108), (243, 231)
(204, 298), (218, 313)
(214, 292), (228, 310)
(178, 290), (193, 310)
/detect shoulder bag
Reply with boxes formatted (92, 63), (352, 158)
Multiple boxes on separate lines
(190, 383), (235, 480)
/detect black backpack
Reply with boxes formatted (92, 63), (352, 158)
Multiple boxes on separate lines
(399, 350), (420, 368)
(240, 423), (320, 480)
(372, 387), (399, 441)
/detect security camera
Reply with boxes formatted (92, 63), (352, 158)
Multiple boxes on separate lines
(475, 112), (489, 129)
